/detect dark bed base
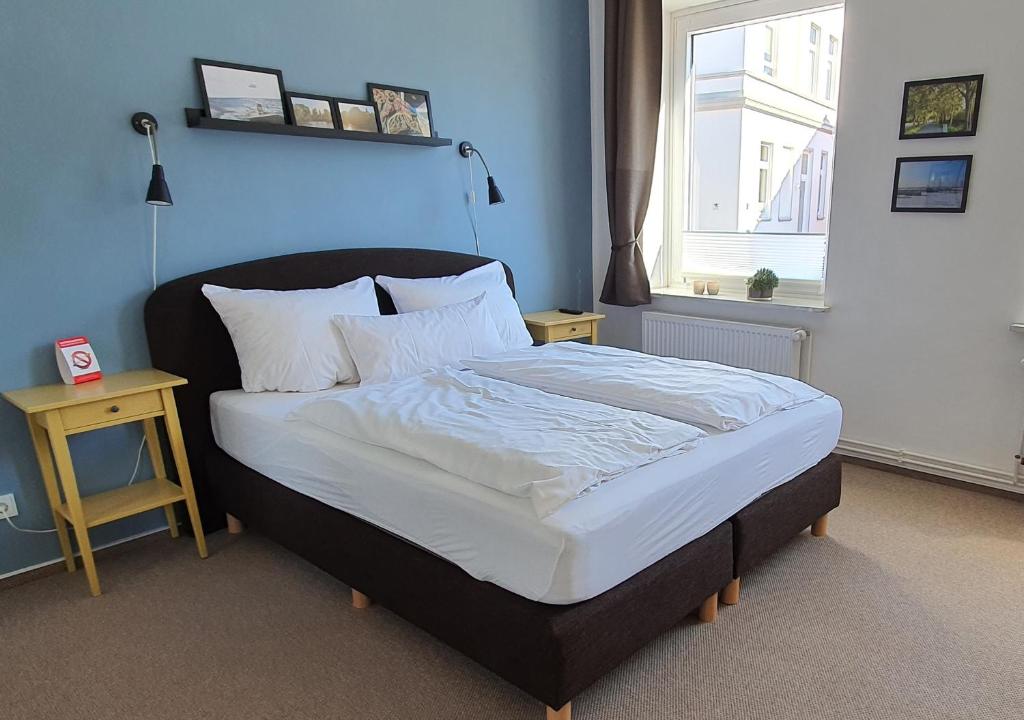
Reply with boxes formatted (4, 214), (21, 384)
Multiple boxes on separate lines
(207, 448), (734, 712)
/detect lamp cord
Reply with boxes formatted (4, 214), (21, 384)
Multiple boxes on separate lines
(151, 205), (158, 290)
(468, 154), (481, 256)
(144, 123), (159, 289)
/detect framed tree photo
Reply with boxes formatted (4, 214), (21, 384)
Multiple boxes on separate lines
(899, 74), (983, 139)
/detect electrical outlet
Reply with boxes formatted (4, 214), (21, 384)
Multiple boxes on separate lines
(0, 493), (18, 519)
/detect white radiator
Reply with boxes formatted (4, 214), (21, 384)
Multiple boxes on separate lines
(642, 312), (809, 379)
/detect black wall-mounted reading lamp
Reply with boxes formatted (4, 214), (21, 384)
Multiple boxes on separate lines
(459, 141), (504, 255)
(131, 112), (172, 289)
(131, 112), (172, 206)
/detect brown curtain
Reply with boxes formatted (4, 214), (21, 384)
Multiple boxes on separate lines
(601, 0), (662, 307)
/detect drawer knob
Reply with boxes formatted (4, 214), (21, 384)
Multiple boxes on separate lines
(110, 405), (120, 413)
(570, 327), (577, 332)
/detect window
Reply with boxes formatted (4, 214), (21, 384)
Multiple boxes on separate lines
(763, 25), (776, 76)
(758, 142), (773, 219)
(665, 2), (844, 298)
(825, 34), (838, 99)
(817, 151), (829, 219)
(808, 23), (821, 94)
(778, 147), (795, 221)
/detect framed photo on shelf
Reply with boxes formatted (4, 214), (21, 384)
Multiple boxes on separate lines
(899, 74), (983, 139)
(368, 83), (434, 137)
(335, 98), (380, 133)
(891, 155), (972, 213)
(285, 92), (337, 129)
(195, 59), (288, 124)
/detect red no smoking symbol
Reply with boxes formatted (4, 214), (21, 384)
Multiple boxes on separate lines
(71, 350), (93, 369)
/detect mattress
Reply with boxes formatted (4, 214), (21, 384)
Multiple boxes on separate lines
(210, 384), (841, 604)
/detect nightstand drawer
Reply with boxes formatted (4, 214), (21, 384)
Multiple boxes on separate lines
(547, 320), (594, 341)
(60, 390), (163, 431)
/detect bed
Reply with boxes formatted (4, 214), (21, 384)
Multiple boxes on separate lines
(144, 248), (842, 719)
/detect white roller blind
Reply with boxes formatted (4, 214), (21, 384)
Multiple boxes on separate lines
(681, 231), (827, 283)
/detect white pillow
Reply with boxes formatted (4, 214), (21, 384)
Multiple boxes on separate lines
(202, 277), (380, 392)
(375, 261), (533, 351)
(332, 294), (505, 385)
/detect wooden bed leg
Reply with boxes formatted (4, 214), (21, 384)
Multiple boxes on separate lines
(226, 513), (244, 534)
(546, 702), (571, 720)
(697, 592), (718, 623)
(811, 513), (829, 537)
(722, 577), (740, 606)
(351, 589), (373, 609)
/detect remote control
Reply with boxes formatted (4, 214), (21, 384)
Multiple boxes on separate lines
(558, 308), (585, 315)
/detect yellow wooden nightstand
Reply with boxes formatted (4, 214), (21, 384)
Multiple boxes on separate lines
(2, 369), (207, 596)
(523, 311), (606, 345)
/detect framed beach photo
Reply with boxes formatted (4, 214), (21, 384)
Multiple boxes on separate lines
(368, 83), (433, 137)
(899, 75), (983, 139)
(195, 59), (287, 124)
(335, 98), (380, 133)
(891, 155), (972, 213)
(286, 92), (337, 129)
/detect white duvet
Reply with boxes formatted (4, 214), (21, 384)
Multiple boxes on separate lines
(465, 343), (825, 431)
(289, 367), (705, 517)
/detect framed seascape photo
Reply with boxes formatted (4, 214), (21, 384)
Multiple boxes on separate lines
(891, 155), (972, 213)
(286, 92), (337, 129)
(368, 83), (433, 137)
(899, 74), (983, 139)
(335, 98), (380, 133)
(195, 59), (287, 124)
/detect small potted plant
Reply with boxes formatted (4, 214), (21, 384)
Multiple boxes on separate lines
(746, 267), (779, 301)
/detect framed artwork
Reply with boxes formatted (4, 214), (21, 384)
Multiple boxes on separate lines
(899, 74), (983, 139)
(891, 155), (972, 213)
(195, 59), (288, 124)
(285, 92), (337, 129)
(368, 83), (434, 137)
(335, 98), (380, 133)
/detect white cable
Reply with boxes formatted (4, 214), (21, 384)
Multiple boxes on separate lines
(151, 205), (158, 290)
(4, 516), (57, 533)
(4, 434), (149, 534)
(128, 434), (147, 486)
(467, 155), (481, 256)
(145, 122), (159, 290)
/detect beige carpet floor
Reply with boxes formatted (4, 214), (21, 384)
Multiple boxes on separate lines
(2, 463), (1023, 719)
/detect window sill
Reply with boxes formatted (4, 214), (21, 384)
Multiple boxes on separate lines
(651, 286), (830, 312)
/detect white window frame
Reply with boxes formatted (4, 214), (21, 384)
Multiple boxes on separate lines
(758, 142), (773, 219)
(662, 0), (843, 298)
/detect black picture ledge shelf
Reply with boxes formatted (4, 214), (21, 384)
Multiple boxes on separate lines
(184, 108), (453, 147)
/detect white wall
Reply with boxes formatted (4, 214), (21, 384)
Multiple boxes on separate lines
(591, 0), (1024, 490)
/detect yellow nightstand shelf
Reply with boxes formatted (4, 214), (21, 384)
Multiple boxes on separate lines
(2, 369), (207, 596)
(523, 311), (605, 345)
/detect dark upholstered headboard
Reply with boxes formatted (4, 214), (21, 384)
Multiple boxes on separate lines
(144, 248), (512, 532)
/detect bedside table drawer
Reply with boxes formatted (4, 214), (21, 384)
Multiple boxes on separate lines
(547, 320), (594, 342)
(60, 390), (163, 431)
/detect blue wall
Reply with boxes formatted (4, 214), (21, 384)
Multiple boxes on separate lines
(0, 0), (591, 576)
